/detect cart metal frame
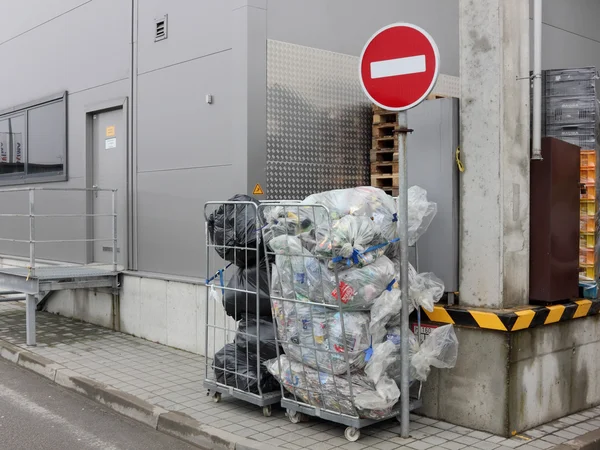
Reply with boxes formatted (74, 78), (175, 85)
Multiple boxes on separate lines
(258, 202), (422, 441)
(203, 200), (281, 416)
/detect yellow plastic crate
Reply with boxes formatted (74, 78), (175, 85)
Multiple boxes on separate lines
(580, 248), (596, 265)
(581, 264), (597, 279)
(581, 232), (596, 249)
(581, 150), (597, 168)
(581, 167), (596, 183)
(580, 216), (596, 233)
(580, 200), (598, 216)
(582, 183), (596, 200)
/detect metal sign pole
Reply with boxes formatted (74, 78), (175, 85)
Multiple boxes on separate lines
(397, 110), (410, 438)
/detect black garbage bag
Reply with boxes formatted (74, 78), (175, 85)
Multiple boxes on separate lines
(206, 194), (262, 268)
(235, 315), (279, 360)
(223, 262), (271, 320)
(213, 343), (280, 394)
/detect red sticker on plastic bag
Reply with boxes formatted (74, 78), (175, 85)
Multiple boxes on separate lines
(332, 281), (355, 304)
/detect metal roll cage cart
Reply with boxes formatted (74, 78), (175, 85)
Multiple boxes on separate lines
(203, 200), (281, 417)
(258, 200), (422, 442)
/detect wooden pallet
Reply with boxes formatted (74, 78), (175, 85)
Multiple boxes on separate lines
(373, 111), (397, 125)
(381, 187), (399, 197)
(371, 173), (399, 189)
(371, 161), (398, 176)
(370, 149), (398, 164)
(372, 136), (397, 150)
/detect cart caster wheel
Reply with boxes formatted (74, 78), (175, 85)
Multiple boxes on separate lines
(287, 410), (302, 424)
(212, 392), (222, 403)
(262, 406), (272, 417)
(344, 427), (360, 442)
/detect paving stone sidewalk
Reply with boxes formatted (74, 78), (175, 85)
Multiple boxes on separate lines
(0, 302), (598, 450)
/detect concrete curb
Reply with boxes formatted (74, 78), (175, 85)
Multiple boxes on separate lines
(553, 429), (600, 450)
(0, 339), (277, 450)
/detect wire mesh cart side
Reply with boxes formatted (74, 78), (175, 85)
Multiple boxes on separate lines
(258, 202), (422, 441)
(203, 200), (281, 417)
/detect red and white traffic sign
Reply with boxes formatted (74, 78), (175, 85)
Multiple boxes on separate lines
(359, 23), (440, 111)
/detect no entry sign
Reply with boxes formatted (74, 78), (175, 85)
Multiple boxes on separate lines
(359, 23), (440, 111)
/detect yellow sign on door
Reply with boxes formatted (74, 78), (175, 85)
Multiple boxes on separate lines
(106, 126), (115, 137)
(253, 183), (265, 195)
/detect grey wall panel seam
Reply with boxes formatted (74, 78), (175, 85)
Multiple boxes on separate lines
(0, 1), (93, 47)
(531, 20), (600, 45)
(232, 5), (267, 12)
(137, 48), (233, 77)
(137, 164), (233, 175)
(69, 78), (130, 97)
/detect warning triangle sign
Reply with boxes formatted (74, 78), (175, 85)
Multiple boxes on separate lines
(253, 183), (264, 195)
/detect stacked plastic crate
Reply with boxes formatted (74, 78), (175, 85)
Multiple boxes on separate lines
(544, 67), (599, 280)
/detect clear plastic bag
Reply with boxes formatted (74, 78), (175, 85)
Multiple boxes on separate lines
(364, 340), (397, 385)
(411, 325), (459, 382)
(369, 289), (405, 343)
(316, 256), (397, 309)
(354, 376), (400, 414)
(384, 327), (420, 384)
(301, 187), (398, 245)
(281, 301), (372, 375)
(261, 206), (303, 245)
(408, 264), (445, 312)
(265, 355), (399, 419)
(269, 235), (319, 301)
(314, 215), (387, 268)
(407, 186), (437, 246)
(391, 262), (445, 313)
(270, 236), (396, 309)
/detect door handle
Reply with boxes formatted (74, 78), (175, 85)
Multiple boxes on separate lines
(92, 185), (99, 198)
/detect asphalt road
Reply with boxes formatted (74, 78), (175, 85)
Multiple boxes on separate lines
(0, 358), (197, 450)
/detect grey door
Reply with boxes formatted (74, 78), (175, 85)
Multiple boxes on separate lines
(92, 109), (126, 266)
(407, 98), (460, 293)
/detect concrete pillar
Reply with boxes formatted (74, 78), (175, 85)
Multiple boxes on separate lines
(459, 0), (530, 308)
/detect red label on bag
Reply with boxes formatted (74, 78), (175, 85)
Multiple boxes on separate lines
(332, 281), (355, 304)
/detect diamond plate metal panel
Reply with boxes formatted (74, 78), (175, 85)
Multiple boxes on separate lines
(266, 40), (372, 199)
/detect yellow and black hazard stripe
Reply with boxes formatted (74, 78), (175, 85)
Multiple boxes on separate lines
(411, 299), (600, 332)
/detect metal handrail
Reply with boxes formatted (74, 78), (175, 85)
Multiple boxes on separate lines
(0, 187), (118, 277)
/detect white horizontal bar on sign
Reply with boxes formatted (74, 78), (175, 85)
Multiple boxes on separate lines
(370, 55), (426, 79)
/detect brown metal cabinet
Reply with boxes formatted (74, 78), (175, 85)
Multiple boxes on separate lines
(530, 137), (580, 302)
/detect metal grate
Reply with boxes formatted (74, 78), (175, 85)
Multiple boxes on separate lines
(155, 15), (167, 42)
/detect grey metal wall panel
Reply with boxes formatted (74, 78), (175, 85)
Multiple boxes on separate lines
(534, 23), (600, 72)
(137, 0), (233, 75)
(407, 99), (460, 292)
(137, 50), (234, 173)
(266, 40), (372, 199)
(136, 166), (241, 277)
(0, 0), (89, 43)
(0, 0), (130, 111)
(266, 0), (460, 76)
(532, 0), (600, 43)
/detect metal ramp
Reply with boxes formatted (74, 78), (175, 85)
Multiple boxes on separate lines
(0, 187), (121, 346)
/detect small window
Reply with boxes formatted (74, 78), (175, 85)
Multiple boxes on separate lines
(155, 15), (167, 42)
(0, 115), (25, 177)
(0, 93), (67, 185)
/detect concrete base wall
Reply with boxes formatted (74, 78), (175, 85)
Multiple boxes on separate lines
(420, 317), (600, 436)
